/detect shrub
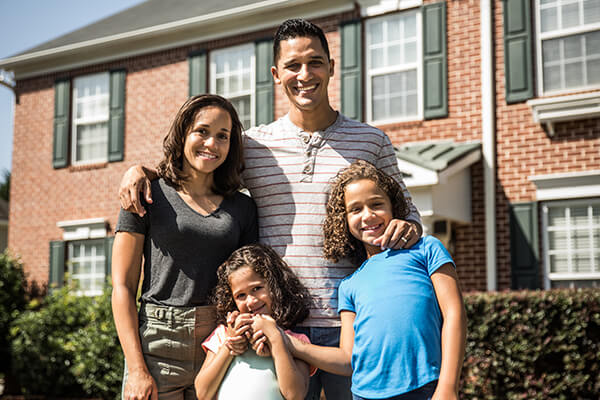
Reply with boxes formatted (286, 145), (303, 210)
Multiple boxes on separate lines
(10, 283), (123, 399)
(461, 289), (600, 399)
(0, 251), (28, 392)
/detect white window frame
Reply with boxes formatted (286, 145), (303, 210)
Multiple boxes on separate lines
(67, 239), (106, 297)
(57, 218), (108, 297)
(534, 0), (600, 96)
(71, 72), (110, 166)
(542, 198), (600, 289)
(365, 8), (423, 125)
(209, 43), (256, 129)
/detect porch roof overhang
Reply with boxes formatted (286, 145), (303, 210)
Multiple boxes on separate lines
(395, 141), (481, 225)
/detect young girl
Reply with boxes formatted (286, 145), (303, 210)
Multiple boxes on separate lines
(112, 94), (258, 400)
(194, 244), (314, 400)
(287, 160), (467, 400)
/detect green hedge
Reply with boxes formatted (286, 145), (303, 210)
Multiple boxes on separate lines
(3, 269), (599, 399)
(461, 289), (600, 399)
(9, 284), (123, 399)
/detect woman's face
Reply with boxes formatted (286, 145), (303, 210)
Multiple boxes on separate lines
(181, 106), (232, 177)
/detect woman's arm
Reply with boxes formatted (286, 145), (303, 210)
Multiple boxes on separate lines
(119, 165), (158, 216)
(111, 232), (157, 400)
(251, 315), (309, 400)
(285, 311), (355, 376)
(430, 263), (467, 400)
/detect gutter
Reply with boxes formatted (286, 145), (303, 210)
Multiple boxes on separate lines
(481, 0), (497, 290)
(0, 0), (324, 70)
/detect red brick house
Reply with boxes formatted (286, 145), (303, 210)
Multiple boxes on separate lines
(0, 0), (598, 295)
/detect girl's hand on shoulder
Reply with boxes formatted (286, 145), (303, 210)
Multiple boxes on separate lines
(123, 368), (158, 400)
(373, 219), (420, 250)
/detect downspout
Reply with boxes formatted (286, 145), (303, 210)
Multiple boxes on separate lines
(481, 0), (497, 290)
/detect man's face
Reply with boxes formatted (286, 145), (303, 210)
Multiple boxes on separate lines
(272, 36), (334, 115)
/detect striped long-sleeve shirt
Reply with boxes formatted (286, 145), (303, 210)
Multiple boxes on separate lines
(242, 113), (421, 327)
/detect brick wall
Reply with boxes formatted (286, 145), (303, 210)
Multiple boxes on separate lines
(493, 0), (600, 289)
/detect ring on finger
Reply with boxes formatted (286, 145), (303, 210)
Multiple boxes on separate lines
(400, 236), (408, 243)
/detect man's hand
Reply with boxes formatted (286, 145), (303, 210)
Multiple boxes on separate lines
(372, 219), (421, 250)
(123, 367), (158, 400)
(119, 165), (153, 217)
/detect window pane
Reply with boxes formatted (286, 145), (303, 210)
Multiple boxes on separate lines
(565, 61), (583, 86)
(405, 42), (417, 63)
(550, 253), (569, 273)
(369, 22), (384, 45)
(543, 39), (561, 63)
(584, 0), (600, 24)
(549, 230), (568, 250)
(371, 48), (384, 69)
(388, 44), (403, 67)
(586, 31), (600, 56)
(564, 35), (582, 59)
(561, 3), (581, 29)
(540, 7), (558, 32)
(570, 205), (589, 226)
(573, 254), (592, 273)
(76, 123), (108, 162)
(231, 96), (251, 130)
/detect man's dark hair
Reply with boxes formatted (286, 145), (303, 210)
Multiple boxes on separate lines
(273, 18), (330, 62)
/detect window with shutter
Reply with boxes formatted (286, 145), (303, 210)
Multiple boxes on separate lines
(535, 0), (600, 95)
(542, 198), (600, 288)
(210, 44), (256, 129)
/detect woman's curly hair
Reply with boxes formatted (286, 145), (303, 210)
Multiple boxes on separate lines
(157, 94), (244, 196)
(212, 244), (312, 330)
(323, 160), (410, 264)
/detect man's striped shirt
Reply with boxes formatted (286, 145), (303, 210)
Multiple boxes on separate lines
(242, 113), (420, 327)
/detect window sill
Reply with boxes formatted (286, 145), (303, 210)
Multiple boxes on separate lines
(68, 162), (108, 172)
(527, 91), (600, 137)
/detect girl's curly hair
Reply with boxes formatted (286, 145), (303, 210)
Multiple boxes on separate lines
(323, 160), (410, 264)
(212, 244), (312, 330)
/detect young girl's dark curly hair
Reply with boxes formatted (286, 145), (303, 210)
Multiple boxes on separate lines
(323, 160), (410, 264)
(213, 244), (311, 330)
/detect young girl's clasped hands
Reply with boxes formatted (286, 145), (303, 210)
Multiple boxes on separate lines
(194, 244), (314, 400)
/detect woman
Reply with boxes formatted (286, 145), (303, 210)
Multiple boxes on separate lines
(112, 94), (258, 400)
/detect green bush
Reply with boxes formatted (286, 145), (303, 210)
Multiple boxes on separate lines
(461, 289), (600, 399)
(0, 251), (28, 391)
(10, 283), (123, 399)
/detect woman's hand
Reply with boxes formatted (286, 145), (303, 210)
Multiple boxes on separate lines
(123, 368), (158, 400)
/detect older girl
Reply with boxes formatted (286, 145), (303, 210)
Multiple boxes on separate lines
(112, 94), (258, 400)
(287, 160), (467, 400)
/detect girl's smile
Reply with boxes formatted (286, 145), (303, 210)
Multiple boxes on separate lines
(344, 179), (394, 258)
(229, 266), (273, 316)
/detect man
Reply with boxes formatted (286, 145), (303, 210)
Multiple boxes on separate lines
(119, 19), (422, 399)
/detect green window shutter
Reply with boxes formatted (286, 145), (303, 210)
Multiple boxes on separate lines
(49, 240), (66, 289)
(509, 202), (540, 289)
(423, 2), (448, 119)
(105, 236), (115, 282)
(255, 40), (274, 126)
(189, 51), (207, 97)
(503, 0), (533, 103)
(341, 20), (362, 122)
(108, 69), (126, 162)
(53, 79), (70, 169)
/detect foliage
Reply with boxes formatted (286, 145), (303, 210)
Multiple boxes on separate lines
(0, 169), (9, 201)
(461, 289), (600, 400)
(10, 282), (123, 399)
(0, 252), (27, 378)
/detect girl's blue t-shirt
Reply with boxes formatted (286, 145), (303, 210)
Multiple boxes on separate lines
(337, 235), (454, 398)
